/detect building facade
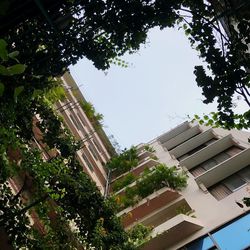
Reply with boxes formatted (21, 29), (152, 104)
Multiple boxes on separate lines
(110, 121), (250, 250)
(56, 72), (113, 194)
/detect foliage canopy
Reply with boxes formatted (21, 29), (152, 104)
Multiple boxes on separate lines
(1, 0), (250, 128)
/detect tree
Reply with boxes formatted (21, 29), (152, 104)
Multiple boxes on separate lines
(0, 41), (132, 249)
(2, 0), (249, 128)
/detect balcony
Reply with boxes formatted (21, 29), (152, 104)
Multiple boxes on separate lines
(158, 121), (190, 144)
(136, 143), (146, 154)
(128, 197), (192, 229)
(162, 125), (201, 151)
(111, 158), (159, 184)
(179, 135), (233, 170)
(141, 214), (203, 250)
(118, 187), (181, 228)
(170, 128), (214, 159)
(195, 147), (250, 188)
(137, 150), (155, 162)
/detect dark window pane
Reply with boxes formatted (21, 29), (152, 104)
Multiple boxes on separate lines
(223, 175), (246, 191)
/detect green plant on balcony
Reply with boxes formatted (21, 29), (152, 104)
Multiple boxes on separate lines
(79, 100), (103, 126)
(175, 205), (192, 215)
(112, 173), (137, 193)
(127, 223), (153, 249)
(114, 164), (187, 211)
(43, 82), (66, 105)
(144, 145), (155, 153)
(106, 147), (139, 176)
(150, 155), (158, 161)
(137, 164), (187, 199)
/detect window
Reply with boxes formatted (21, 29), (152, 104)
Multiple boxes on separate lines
(182, 235), (216, 250)
(209, 165), (250, 200)
(77, 112), (87, 127)
(81, 152), (93, 171)
(88, 144), (99, 161)
(182, 213), (250, 250)
(177, 138), (218, 161)
(190, 146), (243, 177)
(223, 175), (246, 192)
(238, 166), (250, 181)
(93, 139), (102, 153)
(69, 114), (79, 129)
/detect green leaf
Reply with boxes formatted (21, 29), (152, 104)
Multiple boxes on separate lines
(0, 65), (10, 75)
(14, 86), (24, 102)
(0, 82), (4, 96)
(207, 119), (214, 125)
(32, 89), (43, 99)
(7, 64), (26, 75)
(8, 51), (20, 62)
(194, 114), (200, 120)
(0, 39), (8, 61)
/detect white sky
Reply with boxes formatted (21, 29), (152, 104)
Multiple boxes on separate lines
(69, 27), (229, 149)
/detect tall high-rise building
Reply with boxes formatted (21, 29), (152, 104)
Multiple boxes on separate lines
(110, 121), (250, 250)
(56, 72), (114, 194)
(23, 72), (250, 249)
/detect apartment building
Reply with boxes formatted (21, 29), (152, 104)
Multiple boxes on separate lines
(110, 121), (250, 250)
(55, 72), (113, 194)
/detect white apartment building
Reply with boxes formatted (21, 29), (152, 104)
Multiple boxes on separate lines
(46, 72), (250, 249)
(111, 121), (250, 250)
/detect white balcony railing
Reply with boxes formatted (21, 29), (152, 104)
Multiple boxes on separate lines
(195, 147), (250, 188)
(179, 135), (233, 170)
(162, 125), (201, 151)
(170, 128), (214, 159)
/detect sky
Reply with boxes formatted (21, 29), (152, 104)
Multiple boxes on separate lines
(69, 27), (225, 149)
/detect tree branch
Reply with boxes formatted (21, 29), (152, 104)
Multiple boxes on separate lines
(179, 7), (230, 43)
(238, 86), (250, 107)
(11, 175), (27, 202)
(18, 194), (49, 216)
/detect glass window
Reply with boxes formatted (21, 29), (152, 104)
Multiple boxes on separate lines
(77, 112), (86, 127)
(238, 166), (250, 182)
(213, 152), (230, 164)
(183, 214), (250, 250)
(69, 113), (80, 129)
(82, 152), (93, 171)
(212, 213), (250, 250)
(183, 235), (215, 250)
(223, 174), (246, 191)
(88, 144), (99, 161)
(201, 158), (217, 171)
(93, 139), (102, 153)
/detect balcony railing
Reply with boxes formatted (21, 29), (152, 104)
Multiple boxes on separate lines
(137, 150), (155, 162)
(162, 125), (201, 151)
(111, 158), (159, 184)
(179, 135), (233, 170)
(141, 214), (203, 250)
(118, 187), (181, 228)
(158, 121), (190, 144)
(170, 128), (214, 159)
(195, 147), (250, 188)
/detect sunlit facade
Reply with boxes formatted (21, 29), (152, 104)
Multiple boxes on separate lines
(111, 121), (250, 250)
(56, 72), (112, 194)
